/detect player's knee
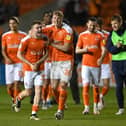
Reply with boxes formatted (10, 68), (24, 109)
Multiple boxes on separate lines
(25, 89), (33, 96)
(60, 83), (67, 90)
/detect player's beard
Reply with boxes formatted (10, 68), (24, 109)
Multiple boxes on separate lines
(89, 27), (96, 33)
(11, 27), (18, 32)
(36, 32), (42, 39)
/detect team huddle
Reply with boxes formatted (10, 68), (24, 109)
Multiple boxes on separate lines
(1, 10), (126, 120)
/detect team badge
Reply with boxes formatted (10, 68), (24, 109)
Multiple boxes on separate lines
(66, 35), (71, 40)
(102, 39), (106, 45)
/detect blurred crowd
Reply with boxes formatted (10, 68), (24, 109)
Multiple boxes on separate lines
(57, 0), (126, 27)
(0, 0), (19, 25)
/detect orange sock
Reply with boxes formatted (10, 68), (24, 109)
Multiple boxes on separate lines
(47, 85), (53, 101)
(93, 85), (99, 104)
(101, 86), (109, 96)
(32, 105), (39, 113)
(82, 85), (89, 106)
(52, 89), (59, 104)
(7, 88), (14, 98)
(42, 86), (48, 102)
(14, 89), (21, 103)
(58, 89), (67, 111)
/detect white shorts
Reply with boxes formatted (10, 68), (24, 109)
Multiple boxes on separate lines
(51, 61), (72, 83)
(101, 64), (111, 79)
(44, 62), (52, 79)
(5, 63), (23, 84)
(81, 65), (100, 86)
(24, 71), (44, 89)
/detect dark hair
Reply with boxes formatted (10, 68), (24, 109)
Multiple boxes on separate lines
(31, 20), (42, 28)
(9, 16), (19, 24)
(42, 10), (52, 17)
(87, 17), (97, 22)
(96, 17), (103, 26)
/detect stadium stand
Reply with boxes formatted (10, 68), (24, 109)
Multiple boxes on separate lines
(4, 0), (54, 15)
(100, 0), (120, 30)
(75, 0), (120, 33)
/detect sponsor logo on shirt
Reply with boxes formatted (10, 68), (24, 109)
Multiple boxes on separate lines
(30, 50), (43, 55)
(88, 45), (98, 49)
(95, 37), (100, 41)
(8, 44), (19, 48)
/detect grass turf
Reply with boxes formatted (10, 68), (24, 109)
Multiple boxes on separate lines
(0, 85), (126, 126)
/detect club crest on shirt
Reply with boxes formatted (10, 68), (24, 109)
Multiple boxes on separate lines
(95, 36), (100, 41)
(18, 36), (23, 41)
(66, 35), (71, 40)
(102, 39), (106, 44)
(31, 41), (35, 45)
(7, 36), (11, 40)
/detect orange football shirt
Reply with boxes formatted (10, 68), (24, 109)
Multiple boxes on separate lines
(43, 24), (74, 61)
(2, 31), (26, 64)
(77, 30), (105, 67)
(18, 36), (46, 71)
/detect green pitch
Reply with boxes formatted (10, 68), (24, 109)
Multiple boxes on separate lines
(0, 85), (126, 126)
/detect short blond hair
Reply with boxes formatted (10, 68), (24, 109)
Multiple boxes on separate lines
(53, 10), (64, 18)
